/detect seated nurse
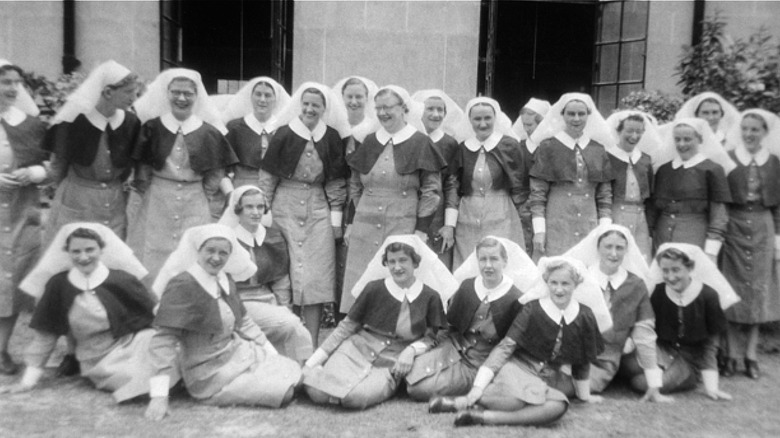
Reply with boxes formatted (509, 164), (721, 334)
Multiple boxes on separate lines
(0, 223), (176, 403)
(303, 235), (456, 410)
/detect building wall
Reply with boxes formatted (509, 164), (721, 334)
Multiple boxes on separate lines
(0, 1), (63, 79)
(644, 0), (694, 94)
(292, 0), (481, 107)
(706, 0), (780, 40)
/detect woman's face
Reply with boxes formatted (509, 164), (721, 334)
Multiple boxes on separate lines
(563, 100), (589, 137)
(105, 81), (137, 112)
(0, 69), (21, 109)
(197, 238), (232, 276)
(618, 119), (645, 152)
(477, 245), (507, 285)
(696, 101), (723, 132)
(251, 83), (276, 120)
(237, 193), (266, 230)
(375, 92), (405, 133)
(469, 104), (495, 141)
(300, 91), (325, 129)
(740, 116), (768, 153)
(422, 97), (446, 134)
(547, 268), (577, 310)
(386, 249), (416, 288)
(597, 233), (627, 275)
(68, 237), (103, 276)
(520, 110), (539, 136)
(659, 257), (692, 293)
(342, 83), (367, 119)
(168, 79), (197, 120)
(673, 124), (700, 161)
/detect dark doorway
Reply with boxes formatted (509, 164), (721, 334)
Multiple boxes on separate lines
(478, 0), (597, 121)
(161, 0), (293, 94)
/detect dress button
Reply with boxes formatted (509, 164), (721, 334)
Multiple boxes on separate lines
(100, 183), (107, 188)
(584, 193), (590, 198)
(3, 227), (10, 232)
(368, 189), (373, 194)
(4, 273), (11, 279)
(298, 242), (303, 247)
(378, 206), (383, 211)
(5, 250), (12, 255)
(174, 215), (180, 220)
(376, 224), (381, 229)
(577, 213), (581, 217)
(299, 221), (305, 226)
(0, 203), (7, 208)
(567, 193), (572, 197)
(374, 241), (379, 246)
(402, 191), (407, 196)
(103, 221), (109, 225)
(574, 232), (580, 237)
(176, 196), (182, 201)
(303, 174), (308, 178)
(104, 203), (110, 208)
(298, 263), (303, 267)
(670, 214), (676, 219)
(620, 206), (625, 210)
(300, 200), (305, 205)
(177, 183), (183, 189)
(176, 166), (181, 170)
(382, 171), (387, 175)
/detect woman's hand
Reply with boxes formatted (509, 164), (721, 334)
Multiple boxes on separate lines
(0, 382), (35, 395)
(332, 226), (344, 240)
(584, 394), (604, 403)
(343, 225), (352, 247)
(532, 232), (546, 256)
(640, 387), (674, 403)
(704, 388), (732, 401)
(391, 346), (415, 378)
(414, 230), (429, 244)
(464, 386), (484, 407)
(437, 226), (454, 253)
(0, 174), (19, 191)
(144, 397), (169, 421)
(10, 168), (33, 185)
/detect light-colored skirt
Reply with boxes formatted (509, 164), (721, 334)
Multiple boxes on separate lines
(0, 184), (40, 316)
(612, 202), (652, 261)
(482, 354), (569, 406)
(654, 212), (708, 251)
(545, 181), (599, 256)
(47, 173), (127, 242)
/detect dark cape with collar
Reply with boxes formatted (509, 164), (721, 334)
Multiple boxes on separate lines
(225, 117), (275, 169)
(651, 283), (727, 347)
(726, 150), (780, 207)
(348, 130), (446, 175)
(30, 269), (156, 339)
(446, 277), (523, 338)
(44, 112), (141, 169)
(132, 117), (238, 172)
(236, 227), (289, 286)
(608, 152), (654, 202)
(530, 136), (613, 183)
(1, 116), (48, 167)
(258, 124), (348, 181)
(450, 135), (527, 201)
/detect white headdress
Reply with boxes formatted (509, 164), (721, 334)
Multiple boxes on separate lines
(410, 89), (471, 142)
(332, 76), (380, 142)
(453, 236), (540, 293)
(647, 243), (740, 310)
(604, 110), (663, 164)
(209, 94), (234, 115)
(563, 223), (650, 280)
(674, 91), (740, 140)
(133, 68), (227, 134)
(151, 224), (256, 298)
(0, 59), (39, 116)
(656, 118), (736, 173)
(521, 256), (613, 333)
(52, 60), (131, 124)
(351, 235), (459, 305)
(273, 81), (351, 138)
(217, 185), (272, 229)
(220, 76), (291, 126)
(19, 222), (148, 299)
(456, 96), (520, 142)
(511, 97), (551, 141)
(530, 92), (613, 148)
(725, 109), (780, 158)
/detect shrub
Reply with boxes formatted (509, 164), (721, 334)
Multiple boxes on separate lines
(22, 71), (86, 121)
(619, 90), (684, 123)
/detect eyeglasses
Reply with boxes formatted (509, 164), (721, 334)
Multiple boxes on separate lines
(376, 104), (402, 113)
(169, 90), (196, 99)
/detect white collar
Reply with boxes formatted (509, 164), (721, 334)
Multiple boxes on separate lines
(186, 263), (231, 299)
(427, 128), (445, 143)
(524, 138), (539, 154)
(608, 146), (643, 164)
(376, 123), (417, 145)
(539, 296), (580, 325)
(67, 263), (110, 291)
(714, 129), (726, 144)
(384, 277), (423, 303)
(161, 112), (203, 135)
(671, 152), (706, 169)
(465, 131), (502, 152)
(664, 279), (703, 307)
(244, 113), (279, 136)
(555, 131), (591, 150)
(734, 145), (770, 167)
(0, 106), (26, 127)
(589, 264), (628, 290)
(288, 116), (326, 142)
(233, 224), (266, 247)
(474, 275), (513, 302)
(85, 108), (125, 131)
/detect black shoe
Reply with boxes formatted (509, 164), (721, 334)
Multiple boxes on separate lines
(0, 352), (19, 375)
(56, 354), (80, 377)
(428, 396), (459, 414)
(720, 358), (737, 377)
(745, 359), (760, 379)
(454, 410), (485, 427)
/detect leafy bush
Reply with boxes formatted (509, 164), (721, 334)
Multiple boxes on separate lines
(22, 71), (86, 121)
(619, 90), (684, 123)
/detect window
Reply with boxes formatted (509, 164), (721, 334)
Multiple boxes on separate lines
(592, 0), (649, 114)
(160, 0), (183, 69)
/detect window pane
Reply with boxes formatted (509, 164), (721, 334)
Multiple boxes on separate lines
(595, 85), (618, 115)
(598, 44), (619, 83)
(599, 1), (622, 43)
(618, 83), (643, 105)
(622, 0), (649, 40)
(619, 41), (646, 82)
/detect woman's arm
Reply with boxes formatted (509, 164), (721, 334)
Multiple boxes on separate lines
(704, 202), (728, 256)
(304, 317), (361, 368)
(595, 181), (613, 225)
(415, 170), (442, 234)
(257, 169), (281, 205)
(0, 331), (59, 393)
(145, 327), (184, 421)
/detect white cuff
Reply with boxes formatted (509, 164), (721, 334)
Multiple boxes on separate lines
(643, 368), (663, 389)
(219, 177), (234, 195)
(573, 379), (591, 401)
(27, 165), (47, 184)
(409, 341), (428, 355)
(444, 208), (459, 227)
(305, 348), (329, 368)
(20, 366), (44, 387)
(263, 341), (278, 356)
(701, 369), (719, 393)
(622, 337), (636, 354)
(330, 211), (343, 228)
(473, 367), (495, 389)
(774, 235), (780, 250)
(598, 217), (613, 226)
(704, 239), (722, 256)
(261, 212), (273, 227)
(149, 375), (171, 398)
(532, 217), (546, 234)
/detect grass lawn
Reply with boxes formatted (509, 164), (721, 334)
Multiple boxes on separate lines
(1, 314), (779, 438)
